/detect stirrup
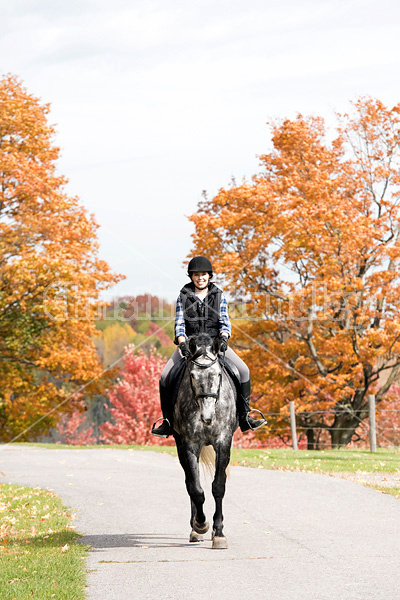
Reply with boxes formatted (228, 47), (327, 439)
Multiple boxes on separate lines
(151, 417), (172, 438)
(246, 409), (267, 431)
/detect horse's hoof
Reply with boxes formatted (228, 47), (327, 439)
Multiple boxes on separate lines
(212, 536), (228, 549)
(189, 530), (204, 543)
(193, 518), (209, 535)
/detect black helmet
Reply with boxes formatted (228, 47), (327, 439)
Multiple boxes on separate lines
(187, 256), (213, 275)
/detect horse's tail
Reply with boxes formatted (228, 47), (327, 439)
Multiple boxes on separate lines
(200, 445), (215, 477)
(200, 446), (230, 478)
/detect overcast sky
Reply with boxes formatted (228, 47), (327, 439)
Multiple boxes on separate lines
(2, 0), (400, 302)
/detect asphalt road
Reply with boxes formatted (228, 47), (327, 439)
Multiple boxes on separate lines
(1, 446), (400, 600)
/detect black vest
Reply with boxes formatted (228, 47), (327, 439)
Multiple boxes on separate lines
(179, 282), (222, 338)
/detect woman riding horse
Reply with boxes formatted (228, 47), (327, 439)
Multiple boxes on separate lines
(152, 256), (267, 437)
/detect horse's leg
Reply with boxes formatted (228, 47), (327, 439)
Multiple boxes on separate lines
(211, 443), (231, 549)
(176, 441), (209, 539)
(189, 499), (203, 543)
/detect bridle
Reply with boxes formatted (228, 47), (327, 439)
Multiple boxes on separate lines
(187, 346), (225, 406)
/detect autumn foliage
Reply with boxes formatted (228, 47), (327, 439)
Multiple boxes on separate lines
(100, 345), (173, 446)
(118, 294), (173, 319)
(0, 75), (122, 441)
(375, 385), (400, 446)
(145, 321), (173, 347)
(190, 97), (400, 447)
(58, 397), (96, 445)
(94, 323), (137, 367)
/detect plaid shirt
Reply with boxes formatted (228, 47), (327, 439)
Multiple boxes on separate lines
(174, 292), (231, 342)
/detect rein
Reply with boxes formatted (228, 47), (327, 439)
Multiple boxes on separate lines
(187, 346), (225, 406)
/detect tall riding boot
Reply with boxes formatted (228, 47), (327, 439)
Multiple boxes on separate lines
(151, 382), (173, 438)
(238, 380), (267, 432)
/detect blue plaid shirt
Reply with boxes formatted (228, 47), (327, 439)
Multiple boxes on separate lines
(174, 292), (231, 342)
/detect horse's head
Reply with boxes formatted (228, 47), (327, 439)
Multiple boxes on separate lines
(188, 335), (222, 426)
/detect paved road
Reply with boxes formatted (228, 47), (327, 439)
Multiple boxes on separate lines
(1, 446), (400, 600)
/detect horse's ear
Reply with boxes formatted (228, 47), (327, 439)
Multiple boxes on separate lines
(212, 337), (220, 355)
(188, 337), (197, 356)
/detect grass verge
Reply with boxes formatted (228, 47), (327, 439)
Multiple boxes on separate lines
(0, 483), (88, 600)
(365, 484), (400, 499)
(229, 447), (400, 474)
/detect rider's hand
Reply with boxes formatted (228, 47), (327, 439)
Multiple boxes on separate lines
(179, 341), (191, 358)
(219, 336), (228, 352)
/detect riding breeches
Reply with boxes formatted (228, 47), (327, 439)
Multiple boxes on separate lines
(160, 346), (250, 385)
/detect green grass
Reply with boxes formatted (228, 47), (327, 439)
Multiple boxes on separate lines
(366, 484), (400, 499)
(0, 483), (88, 600)
(230, 447), (400, 474)
(11, 442), (177, 454)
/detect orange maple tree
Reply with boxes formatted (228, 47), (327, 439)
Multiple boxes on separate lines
(190, 97), (400, 448)
(0, 75), (123, 441)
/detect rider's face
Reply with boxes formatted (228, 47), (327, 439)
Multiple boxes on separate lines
(192, 272), (210, 290)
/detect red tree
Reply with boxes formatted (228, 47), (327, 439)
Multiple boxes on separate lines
(100, 345), (174, 446)
(58, 398), (96, 445)
(375, 385), (400, 446)
(145, 321), (174, 346)
(117, 294), (173, 319)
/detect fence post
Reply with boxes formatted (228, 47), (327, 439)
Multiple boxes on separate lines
(368, 394), (377, 453)
(289, 400), (298, 451)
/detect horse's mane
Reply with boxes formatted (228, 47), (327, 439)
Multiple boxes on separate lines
(189, 333), (213, 347)
(188, 333), (217, 360)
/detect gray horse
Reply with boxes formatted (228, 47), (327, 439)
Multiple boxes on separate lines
(173, 333), (237, 549)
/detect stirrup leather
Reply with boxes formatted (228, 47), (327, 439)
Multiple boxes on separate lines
(246, 408), (267, 431)
(151, 417), (171, 438)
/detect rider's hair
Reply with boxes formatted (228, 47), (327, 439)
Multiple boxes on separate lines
(189, 271), (213, 280)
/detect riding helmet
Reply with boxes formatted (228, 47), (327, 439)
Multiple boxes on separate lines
(187, 256), (213, 276)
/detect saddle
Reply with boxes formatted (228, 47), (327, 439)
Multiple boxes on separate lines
(164, 357), (187, 405)
(165, 355), (241, 403)
(219, 355), (241, 399)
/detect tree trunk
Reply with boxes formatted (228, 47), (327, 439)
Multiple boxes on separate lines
(330, 428), (352, 448)
(306, 428), (315, 450)
(329, 416), (364, 448)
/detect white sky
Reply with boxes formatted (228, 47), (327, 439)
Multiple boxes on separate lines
(2, 0), (400, 302)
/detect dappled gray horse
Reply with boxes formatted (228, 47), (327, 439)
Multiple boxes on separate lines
(173, 333), (237, 549)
